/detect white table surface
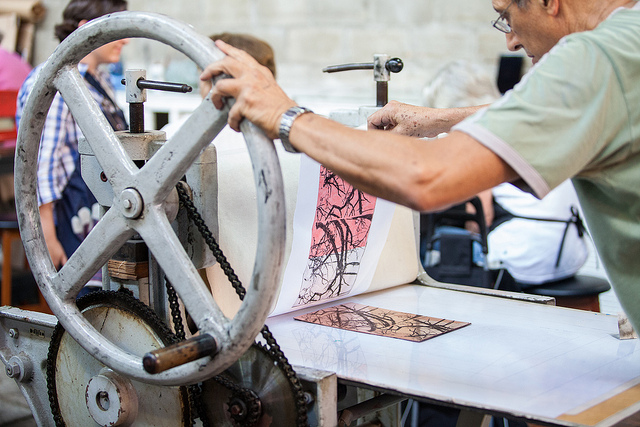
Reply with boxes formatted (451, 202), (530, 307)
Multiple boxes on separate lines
(265, 284), (640, 425)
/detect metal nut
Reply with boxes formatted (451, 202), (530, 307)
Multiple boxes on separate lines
(6, 362), (20, 378)
(5, 355), (32, 382)
(304, 391), (315, 406)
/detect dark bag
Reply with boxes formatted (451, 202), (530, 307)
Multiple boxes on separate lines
(54, 165), (99, 259)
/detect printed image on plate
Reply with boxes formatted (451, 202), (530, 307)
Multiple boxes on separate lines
(294, 303), (470, 342)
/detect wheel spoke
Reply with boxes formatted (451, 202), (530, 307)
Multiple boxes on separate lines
(52, 208), (132, 300)
(137, 100), (228, 203)
(135, 205), (228, 330)
(54, 66), (137, 191)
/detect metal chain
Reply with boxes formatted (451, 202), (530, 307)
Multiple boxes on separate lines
(175, 183), (245, 300)
(166, 281), (186, 341)
(166, 255), (265, 426)
(166, 279), (262, 426)
(259, 327), (309, 425)
(176, 182), (309, 427)
(165, 280), (210, 427)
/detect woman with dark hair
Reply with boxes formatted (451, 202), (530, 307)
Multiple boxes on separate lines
(54, 0), (128, 42)
(15, 0), (129, 293)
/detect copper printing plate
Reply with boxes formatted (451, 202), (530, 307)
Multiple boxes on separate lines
(294, 303), (470, 342)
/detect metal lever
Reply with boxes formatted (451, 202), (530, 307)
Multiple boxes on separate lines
(133, 79), (193, 93)
(322, 57), (404, 74)
(323, 62), (377, 73)
(142, 333), (218, 374)
(322, 55), (404, 107)
(122, 69), (193, 133)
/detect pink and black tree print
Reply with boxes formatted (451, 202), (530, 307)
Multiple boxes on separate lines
(294, 166), (377, 307)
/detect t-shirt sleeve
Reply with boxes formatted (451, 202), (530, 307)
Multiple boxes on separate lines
(453, 35), (628, 198)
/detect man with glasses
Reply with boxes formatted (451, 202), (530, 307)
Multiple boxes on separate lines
(201, 0), (640, 332)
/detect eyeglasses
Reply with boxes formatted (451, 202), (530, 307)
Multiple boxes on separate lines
(491, 0), (514, 33)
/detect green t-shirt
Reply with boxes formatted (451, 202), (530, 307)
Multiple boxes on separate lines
(455, 3), (640, 329)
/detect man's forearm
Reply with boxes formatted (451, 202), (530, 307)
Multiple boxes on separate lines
(436, 105), (487, 133)
(411, 105), (489, 137)
(367, 101), (488, 138)
(288, 113), (515, 212)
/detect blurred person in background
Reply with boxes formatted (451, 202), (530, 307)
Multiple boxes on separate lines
(15, 0), (129, 295)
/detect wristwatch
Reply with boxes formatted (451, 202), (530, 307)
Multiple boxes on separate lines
(279, 106), (313, 153)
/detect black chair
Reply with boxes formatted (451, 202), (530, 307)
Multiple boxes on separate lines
(421, 197), (493, 288)
(519, 274), (610, 312)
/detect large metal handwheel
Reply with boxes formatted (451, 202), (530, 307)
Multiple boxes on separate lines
(14, 11), (286, 386)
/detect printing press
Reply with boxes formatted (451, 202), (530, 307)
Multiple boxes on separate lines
(1, 11), (640, 427)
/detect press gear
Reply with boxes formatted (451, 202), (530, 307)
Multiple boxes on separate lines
(46, 289), (192, 427)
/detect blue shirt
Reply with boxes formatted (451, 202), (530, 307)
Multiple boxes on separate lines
(15, 63), (125, 206)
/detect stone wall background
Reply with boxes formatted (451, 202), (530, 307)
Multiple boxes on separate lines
(29, 0), (519, 106)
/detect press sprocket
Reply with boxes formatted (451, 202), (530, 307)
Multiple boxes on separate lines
(46, 290), (192, 426)
(201, 344), (298, 426)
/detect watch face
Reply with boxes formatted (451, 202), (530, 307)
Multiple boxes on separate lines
(279, 107), (312, 152)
